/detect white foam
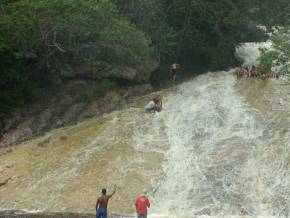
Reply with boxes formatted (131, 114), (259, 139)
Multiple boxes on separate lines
(235, 42), (272, 67)
(140, 43), (290, 217)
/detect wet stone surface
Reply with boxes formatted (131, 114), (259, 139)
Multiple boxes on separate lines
(0, 211), (133, 218)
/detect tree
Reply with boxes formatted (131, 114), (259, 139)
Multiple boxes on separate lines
(259, 27), (290, 75)
(0, 0), (155, 113)
(113, 0), (176, 62)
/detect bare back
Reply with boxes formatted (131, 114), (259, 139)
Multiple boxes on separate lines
(97, 195), (110, 209)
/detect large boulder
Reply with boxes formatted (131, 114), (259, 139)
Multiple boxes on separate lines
(110, 66), (138, 80)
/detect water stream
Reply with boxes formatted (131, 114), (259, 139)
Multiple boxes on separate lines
(0, 43), (289, 217)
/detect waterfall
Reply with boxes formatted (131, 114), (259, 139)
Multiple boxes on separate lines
(141, 43), (289, 217)
(0, 43), (289, 217)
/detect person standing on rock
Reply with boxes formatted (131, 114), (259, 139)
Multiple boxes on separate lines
(96, 186), (116, 218)
(135, 190), (150, 218)
(170, 63), (179, 81)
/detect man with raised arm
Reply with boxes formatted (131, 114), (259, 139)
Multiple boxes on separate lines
(96, 186), (116, 218)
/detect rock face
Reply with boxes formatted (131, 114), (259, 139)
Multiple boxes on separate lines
(70, 63), (151, 81)
(111, 66), (138, 80)
(0, 81), (153, 148)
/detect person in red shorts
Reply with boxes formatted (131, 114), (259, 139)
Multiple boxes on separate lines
(135, 190), (150, 218)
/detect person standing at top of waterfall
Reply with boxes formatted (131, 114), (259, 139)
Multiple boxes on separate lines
(135, 190), (150, 218)
(170, 63), (180, 81)
(96, 186), (116, 218)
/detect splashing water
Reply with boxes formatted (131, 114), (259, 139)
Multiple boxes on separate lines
(147, 43), (290, 217)
(0, 43), (290, 217)
(235, 42), (272, 68)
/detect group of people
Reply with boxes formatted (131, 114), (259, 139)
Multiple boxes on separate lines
(142, 62), (180, 113)
(235, 66), (278, 79)
(145, 96), (162, 113)
(96, 187), (150, 218)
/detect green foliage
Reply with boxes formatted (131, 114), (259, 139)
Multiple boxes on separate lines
(258, 49), (277, 72)
(1, 0), (290, 114)
(60, 65), (75, 78)
(258, 27), (290, 75)
(0, 0), (154, 113)
(248, 0), (290, 27)
(113, 0), (177, 62)
(114, 0), (271, 69)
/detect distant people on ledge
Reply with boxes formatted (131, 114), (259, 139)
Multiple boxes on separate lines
(145, 96), (163, 113)
(96, 186), (116, 218)
(135, 190), (150, 218)
(235, 65), (278, 79)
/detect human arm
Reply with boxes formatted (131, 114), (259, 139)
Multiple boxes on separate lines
(108, 185), (117, 198)
(147, 198), (150, 208)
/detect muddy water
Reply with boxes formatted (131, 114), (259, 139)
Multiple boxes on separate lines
(1, 43), (290, 217)
(0, 102), (169, 215)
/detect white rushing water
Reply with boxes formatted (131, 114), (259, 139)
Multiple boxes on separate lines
(132, 43), (290, 218)
(235, 42), (272, 68)
(1, 42), (289, 217)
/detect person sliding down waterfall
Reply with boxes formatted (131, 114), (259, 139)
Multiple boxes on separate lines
(145, 96), (162, 113)
(96, 186), (116, 218)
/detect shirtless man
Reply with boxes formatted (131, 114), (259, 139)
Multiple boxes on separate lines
(170, 63), (180, 81)
(154, 96), (163, 112)
(96, 186), (116, 218)
(235, 67), (243, 78)
(243, 67), (250, 78)
(266, 70), (273, 78)
(251, 66), (259, 77)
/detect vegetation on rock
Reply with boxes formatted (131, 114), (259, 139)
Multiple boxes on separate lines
(259, 27), (290, 75)
(1, 0), (290, 114)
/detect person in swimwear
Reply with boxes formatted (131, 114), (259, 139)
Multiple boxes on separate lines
(96, 186), (116, 218)
(170, 63), (180, 81)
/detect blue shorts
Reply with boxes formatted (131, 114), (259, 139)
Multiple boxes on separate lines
(96, 208), (107, 218)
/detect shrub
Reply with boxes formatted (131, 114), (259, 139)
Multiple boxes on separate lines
(0, 0), (155, 112)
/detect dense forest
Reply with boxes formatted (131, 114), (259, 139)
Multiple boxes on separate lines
(1, 0), (290, 115)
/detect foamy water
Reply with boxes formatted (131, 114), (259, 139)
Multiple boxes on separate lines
(0, 43), (290, 217)
(235, 42), (272, 68)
